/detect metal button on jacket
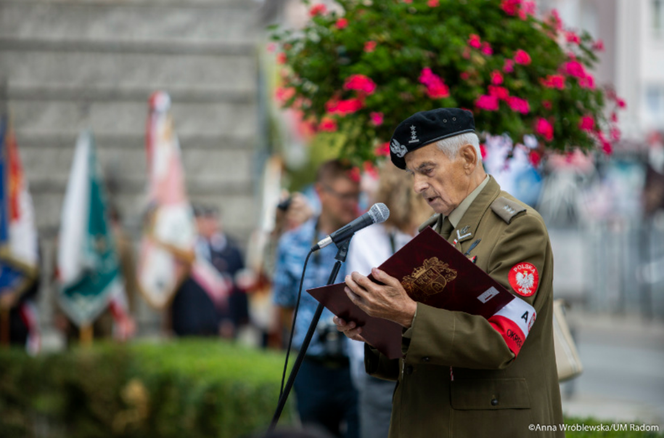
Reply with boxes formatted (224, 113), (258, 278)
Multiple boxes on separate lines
(491, 398), (499, 406)
(423, 357), (430, 362)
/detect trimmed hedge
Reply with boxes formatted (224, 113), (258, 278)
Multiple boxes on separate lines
(0, 340), (293, 438)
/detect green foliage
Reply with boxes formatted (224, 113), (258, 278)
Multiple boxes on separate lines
(272, 0), (622, 165)
(0, 340), (293, 438)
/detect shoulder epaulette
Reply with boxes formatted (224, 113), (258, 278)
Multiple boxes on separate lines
(490, 197), (526, 224)
(418, 214), (440, 232)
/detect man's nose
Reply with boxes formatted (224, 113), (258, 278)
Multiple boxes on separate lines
(412, 175), (428, 194)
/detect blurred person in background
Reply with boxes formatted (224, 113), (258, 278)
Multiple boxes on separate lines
(272, 160), (360, 438)
(346, 164), (432, 438)
(171, 205), (247, 338)
(0, 263), (40, 353)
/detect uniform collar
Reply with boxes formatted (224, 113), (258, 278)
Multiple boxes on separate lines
(447, 175), (490, 228)
(434, 175), (501, 243)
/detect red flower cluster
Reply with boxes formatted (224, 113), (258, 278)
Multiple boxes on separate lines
(309, 4), (327, 17)
(344, 74), (377, 94)
(541, 74), (565, 89)
(370, 112), (384, 126)
(419, 67), (450, 99)
(503, 59), (515, 73)
(514, 49), (532, 65)
(476, 95), (499, 111)
(535, 118), (554, 141)
(501, 0), (536, 20)
(326, 98), (364, 116)
(364, 41), (377, 53)
(427, 0), (440, 6)
(579, 116), (595, 132)
(491, 70), (504, 85)
(565, 31), (581, 44)
(335, 18), (348, 30)
(488, 85), (509, 99)
(507, 96), (530, 114)
(319, 117), (338, 132)
(561, 60), (595, 89)
(468, 34), (492, 55)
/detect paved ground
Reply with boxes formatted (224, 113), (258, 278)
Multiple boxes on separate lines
(561, 310), (664, 429)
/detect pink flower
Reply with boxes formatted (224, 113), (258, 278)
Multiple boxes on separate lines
(309, 4), (327, 16)
(529, 150), (542, 167)
(514, 49), (532, 65)
(491, 70), (504, 85)
(335, 18), (348, 29)
(344, 74), (377, 95)
(370, 112), (384, 126)
(266, 43), (277, 53)
(319, 118), (338, 132)
(561, 60), (587, 78)
(460, 71), (470, 80)
(579, 74), (595, 89)
(535, 118), (554, 141)
(611, 112), (618, 122)
(617, 98), (627, 109)
(543, 100), (552, 110)
(364, 41), (377, 53)
(427, 0), (440, 6)
(507, 96), (530, 114)
(566, 31), (581, 44)
(275, 87), (295, 104)
(419, 67), (450, 99)
(579, 116), (595, 132)
(403, 0), (413, 3)
(476, 95), (500, 111)
(598, 132), (612, 154)
(503, 59), (515, 73)
(501, 0), (520, 16)
(541, 74), (565, 89)
(326, 98), (364, 116)
(610, 127), (621, 141)
(488, 85), (509, 100)
(593, 39), (605, 51)
(522, 1), (536, 17)
(276, 52), (287, 64)
(468, 34), (482, 49)
(480, 143), (487, 159)
(548, 9), (563, 33)
(481, 42), (493, 56)
(375, 142), (390, 157)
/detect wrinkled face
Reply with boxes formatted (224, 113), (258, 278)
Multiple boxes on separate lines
(318, 176), (360, 227)
(404, 143), (473, 216)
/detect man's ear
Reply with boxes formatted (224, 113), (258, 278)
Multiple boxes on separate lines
(459, 144), (478, 173)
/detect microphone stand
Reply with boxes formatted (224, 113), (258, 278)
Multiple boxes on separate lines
(267, 238), (351, 433)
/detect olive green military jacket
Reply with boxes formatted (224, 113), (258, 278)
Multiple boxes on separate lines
(365, 176), (564, 438)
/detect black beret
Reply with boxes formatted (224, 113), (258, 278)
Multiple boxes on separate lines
(389, 108), (476, 169)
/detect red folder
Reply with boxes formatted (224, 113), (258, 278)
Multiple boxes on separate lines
(307, 227), (515, 359)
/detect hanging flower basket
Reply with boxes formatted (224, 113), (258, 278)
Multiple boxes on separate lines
(270, 0), (625, 165)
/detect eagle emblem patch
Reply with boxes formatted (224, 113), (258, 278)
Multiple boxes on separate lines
(390, 138), (408, 158)
(401, 257), (457, 301)
(508, 262), (539, 297)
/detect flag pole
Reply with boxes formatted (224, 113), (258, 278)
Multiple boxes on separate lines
(80, 324), (93, 345)
(0, 308), (9, 346)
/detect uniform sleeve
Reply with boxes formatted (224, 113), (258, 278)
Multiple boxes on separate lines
(271, 236), (297, 308)
(364, 344), (400, 381)
(403, 213), (550, 370)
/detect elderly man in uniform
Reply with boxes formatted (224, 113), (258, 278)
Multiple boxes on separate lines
(334, 108), (564, 437)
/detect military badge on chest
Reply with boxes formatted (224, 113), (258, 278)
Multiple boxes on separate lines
(508, 262), (539, 297)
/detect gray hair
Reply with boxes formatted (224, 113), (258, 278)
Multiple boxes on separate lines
(435, 133), (482, 162)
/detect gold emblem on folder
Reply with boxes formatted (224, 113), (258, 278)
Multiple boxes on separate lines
(401, 257), (457, 301)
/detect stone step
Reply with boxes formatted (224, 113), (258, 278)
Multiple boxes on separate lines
(8, 99), (258, 137)
(0, 0), (259, 44)
(31, 191), (257, 239)
(0, 48), (256, 91)
(20, 143), (254, 184)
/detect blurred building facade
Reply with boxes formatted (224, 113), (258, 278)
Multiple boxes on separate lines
(0, 0), (261, 336)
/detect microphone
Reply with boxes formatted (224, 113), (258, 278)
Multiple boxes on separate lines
(312, 203), (390, 251)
